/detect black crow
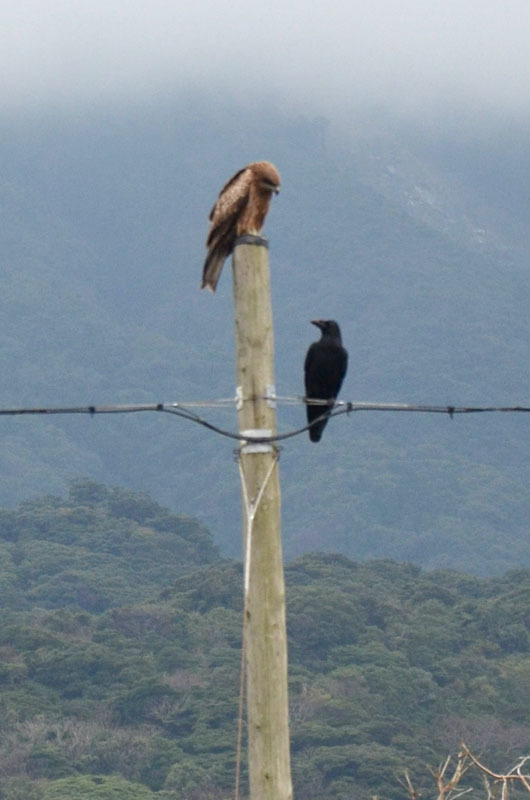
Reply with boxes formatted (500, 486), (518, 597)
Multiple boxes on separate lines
(304, 320), (348, 443)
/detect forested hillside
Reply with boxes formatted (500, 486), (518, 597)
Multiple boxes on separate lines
(0, 485), (529, 799)
(0, 479), (219, 612)
(1, 100), (530, 572)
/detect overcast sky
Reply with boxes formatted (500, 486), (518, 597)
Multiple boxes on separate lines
(2, 1), (530, 123)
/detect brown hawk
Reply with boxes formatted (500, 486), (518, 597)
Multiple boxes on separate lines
(201, 161), (281, 291)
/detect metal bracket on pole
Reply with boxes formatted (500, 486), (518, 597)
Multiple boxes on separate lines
(265, 384), (277, 409)
(240, 429), (274, 454)
(236, 386), (244, 411)
(234, 234), (269, 249)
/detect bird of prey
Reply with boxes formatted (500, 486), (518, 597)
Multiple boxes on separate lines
(201, 161), (281, 292)
(304, 320), (348, 443)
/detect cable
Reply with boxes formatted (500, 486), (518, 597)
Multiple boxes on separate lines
(1, 399), (530, 443)
(0, 400), (237, 415)
(266, 394), (530, 413)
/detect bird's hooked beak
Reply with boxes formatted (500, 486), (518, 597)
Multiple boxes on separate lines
(311, 320), (325, 331)
(262, 179), (280, 195)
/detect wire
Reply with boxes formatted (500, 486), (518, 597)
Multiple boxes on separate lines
(267, 395), (530, 413)
(0, 400), (238, 415)
(1, 399), (530, 443)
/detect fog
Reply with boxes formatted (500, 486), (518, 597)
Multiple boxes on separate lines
(3, 0), (530, 125)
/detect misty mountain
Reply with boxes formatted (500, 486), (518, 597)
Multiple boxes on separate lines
(1, 97), (529, 574)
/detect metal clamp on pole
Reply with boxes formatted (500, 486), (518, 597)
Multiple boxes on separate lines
(265, 384), (277, 409)
(240, 429), (274, 454)
(234, 233), (269, 248)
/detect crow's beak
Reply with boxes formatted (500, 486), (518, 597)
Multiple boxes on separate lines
(311, 320), (324, 330)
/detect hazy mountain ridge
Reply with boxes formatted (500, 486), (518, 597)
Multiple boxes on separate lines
(339, 115), (530, 264)
(1, 99), (529, 572)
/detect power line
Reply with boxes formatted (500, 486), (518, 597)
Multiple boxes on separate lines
(1, 398), (530, 443)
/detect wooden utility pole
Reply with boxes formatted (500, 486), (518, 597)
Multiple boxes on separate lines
(232, 236), (293, 800)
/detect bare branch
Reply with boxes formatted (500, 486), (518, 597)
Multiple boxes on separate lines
(461, 743), (505, 781)
(516, 758), (530, 794)
(428, 751), (473, 800)
(481, 774), (496, 800)
(460, 742), (530, 798)
(398, 769), (421, 800)
(401, 744), (530, 800)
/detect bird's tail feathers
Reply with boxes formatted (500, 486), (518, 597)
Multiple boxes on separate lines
(201, 244), (229, 292)
(202, 213), (241, 291)
(307, 410), (330, 442)
(309, 426), (323, 442)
